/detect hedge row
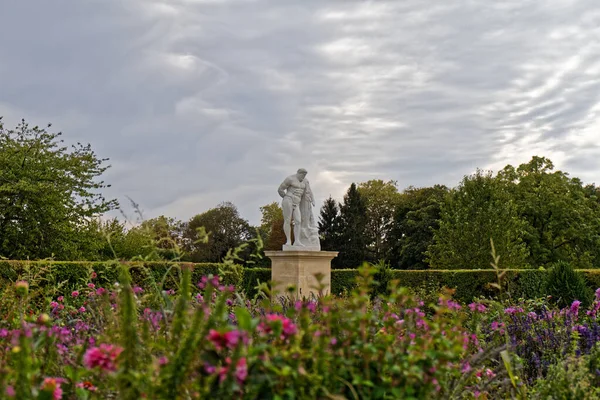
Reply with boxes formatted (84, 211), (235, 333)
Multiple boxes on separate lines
(3, 261), (600, 304)
(0, 260), (271, 300)
(332, 269), (600, 303)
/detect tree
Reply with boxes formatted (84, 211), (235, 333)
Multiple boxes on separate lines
(358, 180), (400, 261)
(318, 196), (341, 251)
(258, 202), (286, 251)
(498, 156), (600, 267)
(387, 185), (448, 269)
(183, 202), (252, 263)
(426, 170), (529, 269)
(0, 118), (117, 259)
(138, 216), (185, 260)
(336, 183), (368, 268)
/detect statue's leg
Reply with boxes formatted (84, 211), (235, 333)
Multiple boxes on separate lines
(282, 198), (292, 246)
(292, 206), (304, 246)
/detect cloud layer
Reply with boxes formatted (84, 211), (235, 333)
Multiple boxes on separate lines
(1, 0), (599, 224)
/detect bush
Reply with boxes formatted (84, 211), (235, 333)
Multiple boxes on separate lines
(545, 261), (593, 308)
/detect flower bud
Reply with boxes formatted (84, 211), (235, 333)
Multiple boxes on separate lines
(15, 281), (29, 296)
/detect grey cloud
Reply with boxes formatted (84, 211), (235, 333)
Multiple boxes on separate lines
(1, 0), (600, 225)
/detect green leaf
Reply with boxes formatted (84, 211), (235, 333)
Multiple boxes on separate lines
(234, 307), (253, 331)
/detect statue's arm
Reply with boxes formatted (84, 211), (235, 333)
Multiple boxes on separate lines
(278, 178), (290, 198)
(304, 180), (315, 206)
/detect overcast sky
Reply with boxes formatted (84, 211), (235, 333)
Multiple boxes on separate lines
(1, 0), (599, 225)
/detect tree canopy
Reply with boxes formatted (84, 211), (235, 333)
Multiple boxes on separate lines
(0, 118), (117, 259)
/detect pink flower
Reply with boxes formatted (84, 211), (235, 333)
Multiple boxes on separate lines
(207, 329), (241, 350)
(528, 312), (537, 320)
(570, 300), (581, 317)
(133, 286), (143, 295)
(79, 307), (86, 313)
(41, 378), (66, 400)
(485, 368), (496, 378)
(87, 283), (95, 289)
(76, 381), (97, 392)
(71, 291), (79, 297)
(95, 288), (106, 296)
(57, 296), (64, 302)
(218, 357), (248, 384)
(504, 306), (523, 315)
(50, 301), (59, 309)
(91, 271), (97, 279)
(262, 314), (297, 338)
(83, 344), (124, 372)
(5, 386), (15, 397)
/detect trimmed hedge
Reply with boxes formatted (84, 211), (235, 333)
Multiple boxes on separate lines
(331, 268), (600, 303)
(0, 260), (271, 299)
(3, 260), (600, 304)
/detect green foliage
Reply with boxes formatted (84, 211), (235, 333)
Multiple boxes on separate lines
(184, 202), (253, 263)
(499, 156), (600, 268)
(258, 202), (285, 251)
(0, 118), (117, 260)
(330, 269), (359, 295)
(336, 183), (369, 268)
(388, 185), (448, 269)
(427, 169), (530, 269)
(357, 179), (400, 262)
(370, 260), (394, 298)
(531, 351), (600, 399)
(545, 261), (593, 308)
(1, 262), (483, 399)
(317, 196), (341, 252)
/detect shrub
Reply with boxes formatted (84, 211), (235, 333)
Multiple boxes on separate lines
(545, 261), (593, 308)
(530, 351), (600, 399)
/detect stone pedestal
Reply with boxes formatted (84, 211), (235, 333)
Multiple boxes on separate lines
(265, 250), (338, 299)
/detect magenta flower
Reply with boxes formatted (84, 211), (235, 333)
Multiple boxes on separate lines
(217, 357), (248, 384)
(83, 344), (124, 372)
(260, 314), (297, 339)
(5, 386), (15, 397)
(133, 286), (143, 295)
(71, 291), (79, 297)
(40, 377), (66, 400)
(57, 296), (64, 302)
(87, 283), (95, 289)
(79, 307), (86, 313)
(95, 287), (107, 296)
(570, 300), (581, 317)
(207, 329), (241, 350)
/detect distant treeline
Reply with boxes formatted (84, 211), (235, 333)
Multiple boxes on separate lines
(2, 118), (600, 269)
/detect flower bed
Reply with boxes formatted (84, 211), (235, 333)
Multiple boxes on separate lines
(1, 264), (600, 398)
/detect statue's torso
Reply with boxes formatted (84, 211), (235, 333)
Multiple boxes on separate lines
(285, 176), (306, 204)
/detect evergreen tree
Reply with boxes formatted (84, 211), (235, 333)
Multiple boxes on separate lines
(336, 183), (368, 268)
(318, 196), (341, 251)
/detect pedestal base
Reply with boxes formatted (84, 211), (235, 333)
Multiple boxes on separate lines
(282, 244), (320, 252)
(265, 250), (338, 300)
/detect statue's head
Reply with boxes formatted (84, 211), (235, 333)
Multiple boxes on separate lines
(296, 168), (307, 181)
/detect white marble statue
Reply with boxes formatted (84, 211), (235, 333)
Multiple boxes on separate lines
(277, 168), (321, 251)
